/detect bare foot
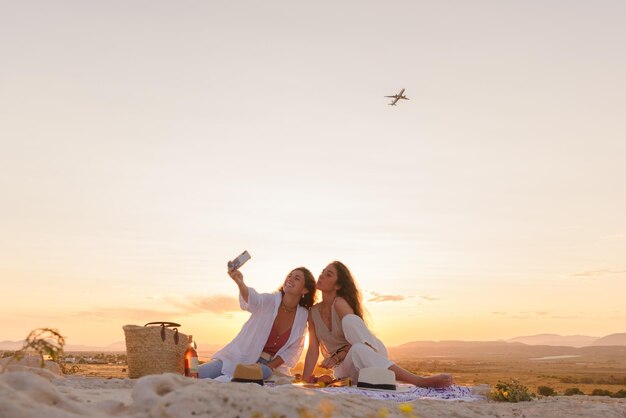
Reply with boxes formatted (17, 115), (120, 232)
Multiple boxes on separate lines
(416, 374), (453, 388)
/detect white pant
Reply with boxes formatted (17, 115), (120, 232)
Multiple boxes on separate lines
(333, 314), (394, 381)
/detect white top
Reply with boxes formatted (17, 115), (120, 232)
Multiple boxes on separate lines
(212, 287), (308, 376)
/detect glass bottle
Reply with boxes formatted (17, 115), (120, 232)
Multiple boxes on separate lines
(184, 335), (198, 378)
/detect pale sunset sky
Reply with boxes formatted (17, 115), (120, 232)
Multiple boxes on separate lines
(1, 1), (625, 348)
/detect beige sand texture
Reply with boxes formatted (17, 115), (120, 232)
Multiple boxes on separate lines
(1, 366), (625, 418)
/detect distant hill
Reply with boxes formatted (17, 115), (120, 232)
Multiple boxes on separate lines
(388, 340), (626, 360)
(65, 341), (127, 352)
(507, 334), (598, 347)
(592, 333), (626, 346)
(0, 339), (222, 355)
(388, 332), (626, 360)
(105, 341), (127, 351)
(0, 340), (129, 352)
(0, 340), (23, 350)
(68, 341), (223, 354)
(388, 340), (579, 359)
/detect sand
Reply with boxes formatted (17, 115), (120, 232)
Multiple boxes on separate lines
(1, 361), (625, 418)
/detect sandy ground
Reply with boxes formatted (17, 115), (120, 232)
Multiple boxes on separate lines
(1, 359), (625, 417)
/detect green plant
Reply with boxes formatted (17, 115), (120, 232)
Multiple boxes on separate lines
(591, 389), (613, 397)
(537, 386), (557, 396)
(611, 389), (626, 398)
(1, 351), (16, 359)
(488, 379), (535, 402)
(0, 328), (66, 373)
(59, 363), (81, 375)
(564, 387), (584, 396)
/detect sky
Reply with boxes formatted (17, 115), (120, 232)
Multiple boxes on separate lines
(1, 1), (625, 348)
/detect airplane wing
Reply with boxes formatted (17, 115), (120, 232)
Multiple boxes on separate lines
(389, 97), (400, 105)
(398, 88), (405, 95)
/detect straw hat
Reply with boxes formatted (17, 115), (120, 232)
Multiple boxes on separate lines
(231, 363), (264, 385)
(356, 367), (411, 392)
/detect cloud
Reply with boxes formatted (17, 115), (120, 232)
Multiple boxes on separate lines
(520, 311), (548, 316)
(367, 291), (410, 303)
(571, 269), (626, 278)
(364, 291), (438, 303)
(604, 233), (626, 240)
(73, 295), (241, 321)
(73, 307), (182, 321)
(491, 311), (560, 319)
(179, 296), (240, 315)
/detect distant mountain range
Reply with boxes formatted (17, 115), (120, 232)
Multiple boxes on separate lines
(506, 333), (626, 347)
(592, 333), (626, 346)
(506, 334), (598, 347)
(386, 333), (626, 360)
(2, 333), (625, 354)
(0, 340), (222, 356)
(0, 340), (128, 352)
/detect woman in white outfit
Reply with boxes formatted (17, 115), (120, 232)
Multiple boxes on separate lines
(302, 261), (453, 388)
(199, 267), (315, 380)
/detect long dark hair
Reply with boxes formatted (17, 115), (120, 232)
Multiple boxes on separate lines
(279, 267), (317, 309)
(332, 261), (365, 319)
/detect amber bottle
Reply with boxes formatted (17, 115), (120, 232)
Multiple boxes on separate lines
(184, 335), (199, 378)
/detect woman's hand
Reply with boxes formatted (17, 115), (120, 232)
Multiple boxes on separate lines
(320, 356), (339, 369)
(228, 269), (244, 285)
(228, 269), (248, 302)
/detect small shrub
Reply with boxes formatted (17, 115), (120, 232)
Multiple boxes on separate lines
(591, 389), (613, 397)
(0, 328), (65, 373)
(59, 363), (81, 375)
(611, 389), (626, 398)
(564, 387), (584, 396)
(537, 386), (557, 396)
(488, 379), (534, 402)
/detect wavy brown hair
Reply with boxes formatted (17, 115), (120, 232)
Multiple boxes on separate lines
(278, 267), (316, 309)
(332, 261), (365, 319)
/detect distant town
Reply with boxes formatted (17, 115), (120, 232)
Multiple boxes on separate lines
(1, 350), (127, 365)
(61, 352), (127, 365)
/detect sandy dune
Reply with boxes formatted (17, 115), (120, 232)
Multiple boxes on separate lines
(0, 361), (625, 418)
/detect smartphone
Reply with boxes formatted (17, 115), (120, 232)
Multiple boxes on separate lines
(228, 250), (251, 271)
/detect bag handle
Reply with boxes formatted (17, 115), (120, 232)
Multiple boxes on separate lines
(144, 322), (181, 344)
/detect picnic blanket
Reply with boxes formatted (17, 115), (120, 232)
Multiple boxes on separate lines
(317, 384), (481, 402)
(213, 375), (484, 402)
(267, 382), (483, 402)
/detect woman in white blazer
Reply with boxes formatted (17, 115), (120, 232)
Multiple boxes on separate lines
(199, 266), (316, 379)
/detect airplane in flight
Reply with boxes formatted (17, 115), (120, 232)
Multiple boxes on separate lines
(385, 88), (409, 106)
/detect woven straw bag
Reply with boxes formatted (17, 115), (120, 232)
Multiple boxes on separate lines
(123, 322), (188, 378)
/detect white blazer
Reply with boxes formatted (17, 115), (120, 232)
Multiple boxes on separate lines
(212, 287), (308, 376)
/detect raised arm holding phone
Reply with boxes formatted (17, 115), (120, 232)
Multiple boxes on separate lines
(228, 269), (249, 303)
